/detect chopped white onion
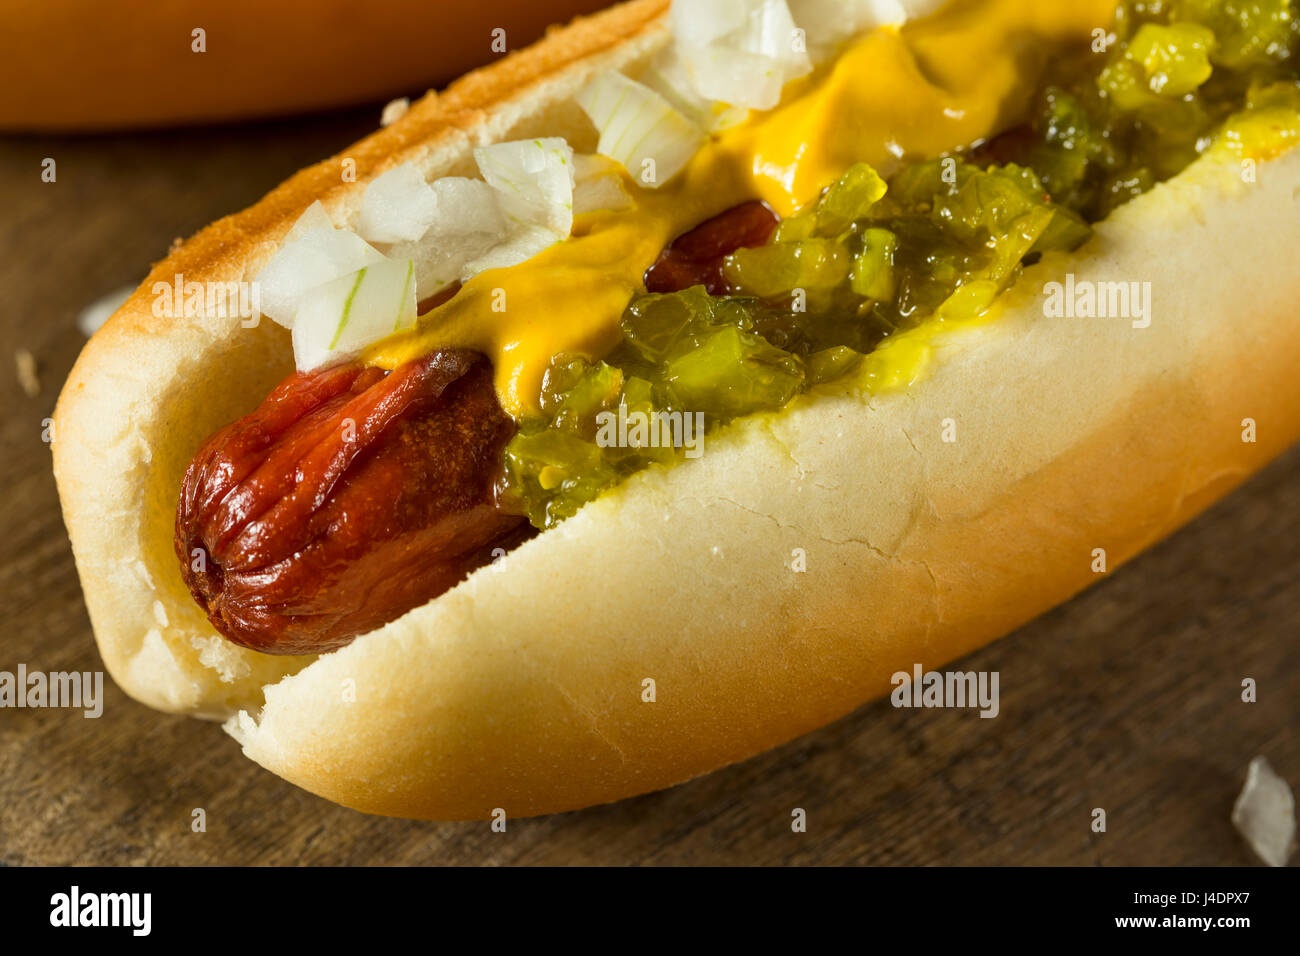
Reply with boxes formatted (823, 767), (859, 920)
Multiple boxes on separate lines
(670, 0), (812, 111)
(1232, 756), (1297, 867)
(384, 177), (511, 294)
(573, 176), (633, 215)
(399, 233), (502, 298)
(457, 138), (577, 280)
(787, 0), (875, 58)
(641, 48), (748, 132)
(573, 154), (635, 215)
(429, 177), (509, 237)
(870, 0), (913, 23)
(893, 0), (946, 20)
(255, 204), (385, 328)
(786, 0), (939, 59)
(575, 71), (706, 188)
(292, 257), (416, 371)
(463, 223), (565, 277)
(357, 162), (440, 244)
(284, 200), (335, 241)
(475, 137), (575, 236)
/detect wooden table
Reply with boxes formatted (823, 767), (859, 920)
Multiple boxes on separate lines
(1, 110), (1296, 866)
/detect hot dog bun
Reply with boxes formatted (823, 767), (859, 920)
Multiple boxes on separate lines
(54, 0), (1300, 818)
(0, 0), (614, 131)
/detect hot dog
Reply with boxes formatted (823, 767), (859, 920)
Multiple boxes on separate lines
(54, 0), (1300, 819)
(175, 351), (527, 655)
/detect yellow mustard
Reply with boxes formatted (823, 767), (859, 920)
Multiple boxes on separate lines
(363, 0), (1116, 417)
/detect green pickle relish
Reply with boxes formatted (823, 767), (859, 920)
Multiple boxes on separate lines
(499, 0), (1300, 530)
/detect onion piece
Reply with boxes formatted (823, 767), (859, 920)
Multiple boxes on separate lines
(787, 0), (878, 59)
(358, 162), (440, 244)
(575, 71), (706, 188)
(284, 200), (335, 241)
(429, 176), (510, 237)
(463, 223), (565, 278)
(641, 48), (748, 132)
(475, 137), (575, 236)
(787, 0), (941, 59)
(459, 138), (577, 280)
(893, 0), (947, 19)
(255, 204), (385, 328)
(292, 257), (416, 371)
(573, 154), (635, 215)
(393, 177), (509, 293)
(670, 0), (812, 111)
(1232, 756), (1297, 867)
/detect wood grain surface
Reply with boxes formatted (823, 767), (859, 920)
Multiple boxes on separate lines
(0, 109), (1295, 867)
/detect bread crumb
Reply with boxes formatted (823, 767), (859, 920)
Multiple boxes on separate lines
(224, 709), (260, 745)
(381, 97), (410, 127)
(191, 635), (253, 683)
(15, 348), (39, 397)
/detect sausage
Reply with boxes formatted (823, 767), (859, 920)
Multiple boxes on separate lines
(643, 199), (779, 294)
(175, 349), (529, 655)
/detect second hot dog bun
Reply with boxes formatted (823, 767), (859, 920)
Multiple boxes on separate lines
(0, 0), (615, 130)
(54, 0), (1300, 818)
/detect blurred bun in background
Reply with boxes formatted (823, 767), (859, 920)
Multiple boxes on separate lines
(0, 0), (613, 130)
